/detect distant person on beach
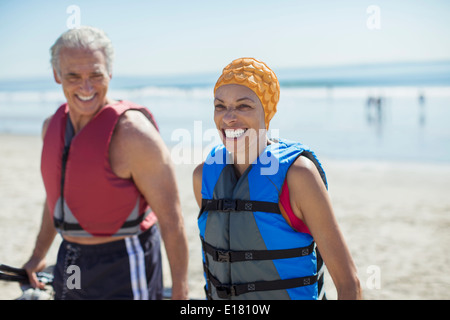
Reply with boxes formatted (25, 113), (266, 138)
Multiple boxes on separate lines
(22, 26), (189, 300)
(366, 95), (383, 125)
(193, 58), (362, 300)
(418, 92), (426, 125)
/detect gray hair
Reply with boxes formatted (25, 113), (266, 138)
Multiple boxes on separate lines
(50, 26), (114, 76)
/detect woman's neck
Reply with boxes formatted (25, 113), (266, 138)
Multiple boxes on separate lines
(232, 137), (271, 177)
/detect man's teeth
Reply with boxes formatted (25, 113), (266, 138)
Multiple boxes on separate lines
(77, 94), (95, 101)
(224, 129), (246, 139)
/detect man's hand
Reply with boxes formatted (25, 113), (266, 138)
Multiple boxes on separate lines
(22, 256), (47, 289)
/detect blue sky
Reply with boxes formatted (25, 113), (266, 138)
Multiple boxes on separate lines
(0, 0), (449, 80)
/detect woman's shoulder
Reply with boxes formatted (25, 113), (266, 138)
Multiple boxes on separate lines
(286, 155), (326, 194)
(192, 162), (204, 206)
(288, 155), (318, 177)
(193, 162), (204, 182)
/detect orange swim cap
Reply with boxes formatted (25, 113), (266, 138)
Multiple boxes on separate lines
(214, 57), (280, 129)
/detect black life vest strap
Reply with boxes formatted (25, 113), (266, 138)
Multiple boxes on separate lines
(203, 264), (317, 299)
(201, 237), (315, 262)
(54, 208), (150, 231)
(54, 218), (82, 231)
(199, 198), (281, 217)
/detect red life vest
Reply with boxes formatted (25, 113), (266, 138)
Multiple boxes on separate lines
(41, 101), (158, 237)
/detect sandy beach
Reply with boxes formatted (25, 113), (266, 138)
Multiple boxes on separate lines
(0, 133), (449, 300)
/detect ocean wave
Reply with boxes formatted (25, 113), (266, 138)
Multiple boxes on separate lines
(110, 86), (211, 100)
(282, 86), (450, 98)
(1, 85), (449, 104)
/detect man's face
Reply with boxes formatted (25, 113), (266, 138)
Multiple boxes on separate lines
(54, 47), (111, 118)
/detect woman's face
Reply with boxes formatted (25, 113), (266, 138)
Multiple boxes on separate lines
(214, 84), (266, 158)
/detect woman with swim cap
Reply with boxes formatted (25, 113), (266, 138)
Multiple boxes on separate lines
(193, 58), (362, 300)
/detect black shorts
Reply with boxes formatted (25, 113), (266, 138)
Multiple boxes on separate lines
(53, 225), (163, 300)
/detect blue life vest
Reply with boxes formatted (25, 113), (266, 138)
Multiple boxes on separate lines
(198, 139), (328, 300)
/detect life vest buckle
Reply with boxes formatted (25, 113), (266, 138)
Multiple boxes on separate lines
(220, 199), (236, 211)
(216, 285), (237, 299)
(216, 250), (230, 262)
(53, 218), (65, 230)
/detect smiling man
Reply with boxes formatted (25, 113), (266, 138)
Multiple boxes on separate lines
(22, 26), (189, 300)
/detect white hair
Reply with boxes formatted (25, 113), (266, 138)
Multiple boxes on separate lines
(50, 26), (114, 76)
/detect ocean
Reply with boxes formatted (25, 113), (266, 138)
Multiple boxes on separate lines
(1, 61), (449, 164)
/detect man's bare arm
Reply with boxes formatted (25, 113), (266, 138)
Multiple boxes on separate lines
(23, 116), (57, 288)
(23, 201), (57, 289)
(113, 110), (189, 299)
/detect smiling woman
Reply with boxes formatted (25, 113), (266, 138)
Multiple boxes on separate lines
(193, 57), (362, 300)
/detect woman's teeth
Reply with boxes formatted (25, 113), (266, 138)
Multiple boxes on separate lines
(224, 129), (247, 139)
(77, 94), (95, 101)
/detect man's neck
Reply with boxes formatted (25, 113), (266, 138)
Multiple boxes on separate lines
(68, 98), (118, 133)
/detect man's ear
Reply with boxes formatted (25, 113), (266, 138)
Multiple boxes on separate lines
(53, 68), (62, 84)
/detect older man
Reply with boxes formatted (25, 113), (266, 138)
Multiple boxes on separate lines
(23, 26), (189, 300)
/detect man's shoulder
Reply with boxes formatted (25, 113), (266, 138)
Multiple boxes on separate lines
(110, 108), (166, 165)
(114, 100), (158, 130)
(115, 109), (158, 140)
(41, 115), (54, 140)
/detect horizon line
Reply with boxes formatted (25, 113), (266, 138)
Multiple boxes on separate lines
(1, 59), (449, 82)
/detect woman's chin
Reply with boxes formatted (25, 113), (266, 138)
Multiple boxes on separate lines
(223, 137), (262, 163)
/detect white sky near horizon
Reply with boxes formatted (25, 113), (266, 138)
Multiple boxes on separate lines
(0, 0), (449, 80)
